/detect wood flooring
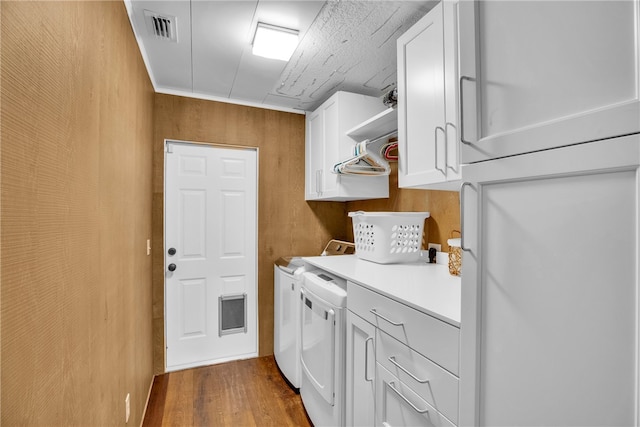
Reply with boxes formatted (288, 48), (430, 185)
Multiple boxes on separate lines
(142, 356), (312, 426)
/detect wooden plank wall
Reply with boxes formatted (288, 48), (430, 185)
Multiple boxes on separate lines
(1, 2), (154, 425)
(152, 94), (347, 372)
(346, 163), (461, 252)
(152, 96), (460, 373)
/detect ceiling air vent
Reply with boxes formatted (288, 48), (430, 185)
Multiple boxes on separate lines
(144, 10), (177, 42)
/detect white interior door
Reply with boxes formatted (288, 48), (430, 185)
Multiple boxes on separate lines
(165, 141), (257, 372)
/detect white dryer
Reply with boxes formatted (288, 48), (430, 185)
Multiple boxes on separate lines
(273, 257), (306, 389)
(300, 269), (347, 427)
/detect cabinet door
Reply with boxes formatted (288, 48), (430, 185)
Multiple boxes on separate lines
(345, 310), (376, 427)
(398, 2), (447, 188)
(459, 0), (640, 163)
(442, 0), (461, 185)
(321, 98), (339, 198)
(459, 135), (640, 426)
(305, 109), (324, 200)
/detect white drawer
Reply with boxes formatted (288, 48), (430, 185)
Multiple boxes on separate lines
(376, 364), (456, 427)
(348, 281), (460, 375)
(377, 329), (459, 424)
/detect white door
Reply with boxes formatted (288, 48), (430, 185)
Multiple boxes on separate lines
(165, 141), (257, 372)
(459, 134), (640, 426)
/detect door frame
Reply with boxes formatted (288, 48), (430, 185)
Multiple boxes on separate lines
(162, 138), (259, 372)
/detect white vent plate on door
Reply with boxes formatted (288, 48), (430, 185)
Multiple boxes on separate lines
(144, 10), (177, 42)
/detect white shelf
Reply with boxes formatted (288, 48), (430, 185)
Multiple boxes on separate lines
(346, 108), (398, 141)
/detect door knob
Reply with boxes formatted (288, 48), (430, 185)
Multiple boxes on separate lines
(168, 247), (176, 256)
(168, 263), (177, 272)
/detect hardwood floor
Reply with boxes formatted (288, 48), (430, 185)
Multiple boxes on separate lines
(143, 356), (312, 426)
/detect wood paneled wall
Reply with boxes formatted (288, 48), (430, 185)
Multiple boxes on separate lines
(152, 95), (346, 372)
(347, 163), (461, 252)
(152, 97), (460, 371)
(1, 2), (154, 425)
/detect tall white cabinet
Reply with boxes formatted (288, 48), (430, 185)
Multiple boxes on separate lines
(458, 0), (640, 163)
(458, 1), (640, 425)
(397, 0), (461, 190)
(460, 135), (640, 426)
(305, 91), (389, 201)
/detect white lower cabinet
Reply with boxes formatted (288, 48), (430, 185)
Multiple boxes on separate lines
(345, 311), (376, 426)
(347, 280), (460, 426)
(376, 330), (458, 425)
(376, 364), (455, 427)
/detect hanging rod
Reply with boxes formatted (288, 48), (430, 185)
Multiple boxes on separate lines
(366, 130), (398, 145)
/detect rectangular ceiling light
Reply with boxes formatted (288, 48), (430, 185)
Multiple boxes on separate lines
(252, 23), (299, 62)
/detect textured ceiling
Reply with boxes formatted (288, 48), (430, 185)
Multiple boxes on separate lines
(272, 1), (434, 110)
(126, 1), (434, 112)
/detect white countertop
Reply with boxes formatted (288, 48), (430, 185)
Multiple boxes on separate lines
(302, 255), (461, 327)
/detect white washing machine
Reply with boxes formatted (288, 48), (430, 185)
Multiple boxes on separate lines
(300, 269), (347, 427)
(273, 257), (306, 389)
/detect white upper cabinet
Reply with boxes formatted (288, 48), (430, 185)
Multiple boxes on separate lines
(458, 0), (640, 163)
(397, 0), (462, 190)
(305, 91), (390, 201)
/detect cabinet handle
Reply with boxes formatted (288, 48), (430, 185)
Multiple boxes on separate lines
(388, 356), (430, 384)
(387, 381), (429, 414)
(459, 76), (475, 145)
(370, 309), (404, 326)
(434, 126), (446, 175)
(460, 182), (474, 252)
(315, 170), (321, 195)
(445, 122), (459, 173)
(364, 337), (374, 382)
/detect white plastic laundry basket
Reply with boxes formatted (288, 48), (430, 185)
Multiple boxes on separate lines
(348, 211), (430, 264)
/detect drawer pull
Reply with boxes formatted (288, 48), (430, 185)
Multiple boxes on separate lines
(388, 381), (429, 414)
(388, 356), (430, 384)
(370, 309), (404, 326)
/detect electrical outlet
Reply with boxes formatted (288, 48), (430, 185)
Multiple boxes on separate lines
(146, 239), (151, 256)
(428, 243), (441, 252)
(125, 393), (130, 423)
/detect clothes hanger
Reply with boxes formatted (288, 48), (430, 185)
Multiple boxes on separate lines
(333, 140), (390, 175)
(333, 131), (397, 176)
